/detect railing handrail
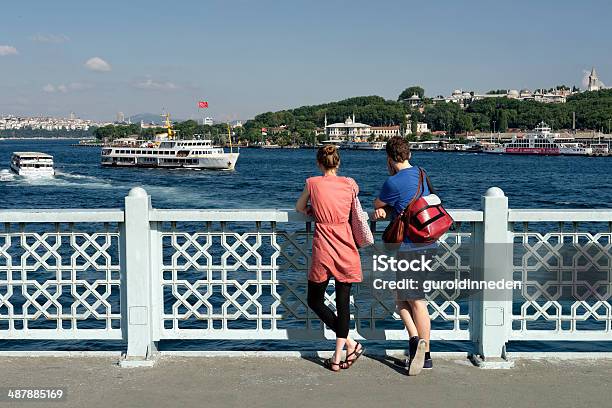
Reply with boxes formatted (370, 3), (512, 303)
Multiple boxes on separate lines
(150, 208), (485, 223)
(509, 208), (612, 222)
(0, 208), (124, 223)
(6, 207), (612, 224)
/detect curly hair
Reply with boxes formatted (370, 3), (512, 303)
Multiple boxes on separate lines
(385, 136), (410, 163)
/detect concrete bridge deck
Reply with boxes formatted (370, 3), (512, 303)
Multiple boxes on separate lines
(0, 354), (610, 408)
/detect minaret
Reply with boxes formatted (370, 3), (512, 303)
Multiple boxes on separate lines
(352, 112), (355, 123)
(324, 114), (327, 128)
(588, 67), (600, 91)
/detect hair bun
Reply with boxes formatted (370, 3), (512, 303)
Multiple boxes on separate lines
(317, 145), (340, 169)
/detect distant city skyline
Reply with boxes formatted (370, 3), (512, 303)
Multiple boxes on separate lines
(1, 0), (611, 121)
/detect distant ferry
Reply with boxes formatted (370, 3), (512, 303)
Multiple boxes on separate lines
(344, 141), (386, 150)
(10, 152), (55, 177)
(317, 139), (386, 150)
(319, 139), (344, 149)
(101, 114), (239, 170)
(591, 143), (610, 156)
(484, 122), (592, 156)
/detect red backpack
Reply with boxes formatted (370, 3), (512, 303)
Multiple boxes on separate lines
(382, 168), (453, 244)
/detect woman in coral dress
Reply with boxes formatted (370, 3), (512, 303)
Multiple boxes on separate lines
(295, 145), (364, 371)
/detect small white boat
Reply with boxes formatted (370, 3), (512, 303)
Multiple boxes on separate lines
(10, 152), (55, 177)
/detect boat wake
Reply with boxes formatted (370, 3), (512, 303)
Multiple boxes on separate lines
(54, 170), (111, 183)
(0, 169), (15, 181)
(1, 167), (217, 206)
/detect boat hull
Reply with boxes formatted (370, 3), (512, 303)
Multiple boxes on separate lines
(101, 153), (239, 170)
(10, 164), (55, 177)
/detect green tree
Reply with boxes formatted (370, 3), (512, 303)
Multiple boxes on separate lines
(398, 86), (425, 101)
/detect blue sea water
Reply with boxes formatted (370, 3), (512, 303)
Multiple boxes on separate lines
(2, 139), (612, 210)
(0, 139), (611, 352)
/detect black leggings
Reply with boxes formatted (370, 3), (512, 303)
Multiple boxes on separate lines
(307, 279), (353, 339)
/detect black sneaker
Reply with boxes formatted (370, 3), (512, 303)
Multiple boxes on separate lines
(408, 336), (420, 359)
(407, 339), (426, 376)
(423, 357), (433, 369)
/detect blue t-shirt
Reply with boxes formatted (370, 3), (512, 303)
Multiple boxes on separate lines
(378, 166), (430, 245)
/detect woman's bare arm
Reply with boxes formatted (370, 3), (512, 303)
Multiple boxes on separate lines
(295, 184), (310, 214)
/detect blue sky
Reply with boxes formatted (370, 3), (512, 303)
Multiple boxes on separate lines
(1, 0), (611, 121)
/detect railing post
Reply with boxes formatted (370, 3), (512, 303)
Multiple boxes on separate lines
(120, 187), (156, 367)
(469, 187), (514, 368)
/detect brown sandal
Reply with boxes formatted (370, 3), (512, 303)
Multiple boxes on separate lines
(324, 358), (342, 372)
(342, 342), (365, 369)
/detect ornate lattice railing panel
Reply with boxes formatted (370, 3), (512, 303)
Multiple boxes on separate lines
(511, 220), (612, 340)
(158, 219), (475, 340)
(0, 221), (122, 339)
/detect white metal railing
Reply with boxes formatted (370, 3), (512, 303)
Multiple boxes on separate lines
(510, 209), (612, 341)
(0, 209), (122, 340)
(0, 186), (610, 363)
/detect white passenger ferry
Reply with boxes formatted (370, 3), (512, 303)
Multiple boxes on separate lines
(319, 139), (345, 149)
(344, 141), (386, 150)
(10, 152), (55, 177)
(484, 122), (592, 156)
(101, 114), (239, 170)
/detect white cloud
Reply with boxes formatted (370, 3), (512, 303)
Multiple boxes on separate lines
(31, 34), (70, 43)
(43, 82), (92, 93)
(0, 45), (18, 56)
(133, 78), (178, 91)
(67, 82), (90, 91)
(84, 57), (111, 72)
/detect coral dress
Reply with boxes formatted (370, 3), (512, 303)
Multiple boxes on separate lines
(306, 175), (362, 283)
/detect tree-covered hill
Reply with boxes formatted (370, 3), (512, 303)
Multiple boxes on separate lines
(92, 88), (612, 144)
(242, 88), (612, 141)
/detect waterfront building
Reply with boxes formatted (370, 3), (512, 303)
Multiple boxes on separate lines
(324, 115), (371, 140)
(0, 115), (106, 131)
(140, 121), (162, 129)
(371, 125), (401, 139)
(405, 122), (429, 135)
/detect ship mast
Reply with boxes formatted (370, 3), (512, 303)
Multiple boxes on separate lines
(163, 113), (175, 140)
(227, 123), (233, 153)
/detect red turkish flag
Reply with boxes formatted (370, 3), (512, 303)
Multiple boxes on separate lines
(198, 101), (209, 108)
